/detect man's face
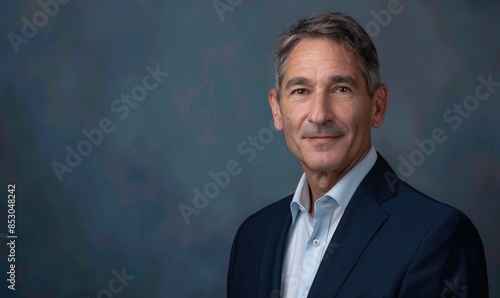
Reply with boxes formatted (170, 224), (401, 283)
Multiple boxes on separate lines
(269, 38), (388, 175)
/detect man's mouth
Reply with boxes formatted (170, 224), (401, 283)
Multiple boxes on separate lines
(305, 135), (342, 143)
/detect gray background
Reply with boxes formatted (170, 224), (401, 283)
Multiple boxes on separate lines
(0, 0), (499, 297)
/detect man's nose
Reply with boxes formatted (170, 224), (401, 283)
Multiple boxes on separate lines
(307, 91), (333, 125)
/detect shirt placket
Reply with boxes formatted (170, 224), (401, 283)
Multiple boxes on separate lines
(298, 196), (336, 298)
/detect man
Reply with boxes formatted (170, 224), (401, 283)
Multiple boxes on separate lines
(227, 12), (488, 298)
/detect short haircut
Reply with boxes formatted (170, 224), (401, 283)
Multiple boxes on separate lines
(274, 12), (381, 98)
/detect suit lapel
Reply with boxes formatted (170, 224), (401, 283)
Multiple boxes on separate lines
(258, 196), (293, 297)
(308, 154), (398, 297)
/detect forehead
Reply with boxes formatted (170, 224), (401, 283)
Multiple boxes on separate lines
(283, 38), (361, 81)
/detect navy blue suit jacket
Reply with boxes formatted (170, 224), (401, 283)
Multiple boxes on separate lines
(227, 154), (488, 297)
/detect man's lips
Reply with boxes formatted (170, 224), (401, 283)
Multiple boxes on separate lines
(304, 135), (343, 144)
(305, 135), (342, 139)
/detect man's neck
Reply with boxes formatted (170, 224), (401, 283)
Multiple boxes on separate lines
(303, 146), (371, 217)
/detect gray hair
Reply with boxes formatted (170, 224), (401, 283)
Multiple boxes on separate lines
(274, 12), (381, 98)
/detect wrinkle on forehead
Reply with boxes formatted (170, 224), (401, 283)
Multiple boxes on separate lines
(283, 38), (361, 87)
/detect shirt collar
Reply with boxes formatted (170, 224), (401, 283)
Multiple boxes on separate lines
(290, 146), (378, 225)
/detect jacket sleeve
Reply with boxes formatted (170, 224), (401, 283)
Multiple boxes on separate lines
(398, 209), (489, 297)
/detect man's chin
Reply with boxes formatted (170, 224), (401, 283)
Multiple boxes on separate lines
(301, 158), (343, 174)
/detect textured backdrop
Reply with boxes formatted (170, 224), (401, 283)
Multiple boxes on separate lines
(0, 0), (499, 297)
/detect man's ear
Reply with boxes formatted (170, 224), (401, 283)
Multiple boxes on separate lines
(269, 88), (283, 131)
(371, 84), (389, 128)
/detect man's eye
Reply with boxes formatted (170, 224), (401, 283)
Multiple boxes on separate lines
(291, 88), (307, 95)
(335, 86), (351, 93)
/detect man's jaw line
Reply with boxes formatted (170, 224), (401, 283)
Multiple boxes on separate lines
(300, 143), (372, 201)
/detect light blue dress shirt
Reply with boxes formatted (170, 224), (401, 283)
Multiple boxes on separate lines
(281, 146), (377, 298)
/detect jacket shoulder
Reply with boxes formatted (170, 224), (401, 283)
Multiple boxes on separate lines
(238, 194), (293, 231)
(389, 180), (478, 232)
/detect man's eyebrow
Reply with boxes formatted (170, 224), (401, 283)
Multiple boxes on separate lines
(284, 75), (358, 91)
(284, 77), (310, 90)
(328, 75), (358, 87)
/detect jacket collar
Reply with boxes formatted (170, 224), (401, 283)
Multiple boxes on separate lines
(308, 153), (398, 297)
(259, 153), (399, 297)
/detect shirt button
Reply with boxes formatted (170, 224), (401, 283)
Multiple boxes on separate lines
(313, 239), (320, 247)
